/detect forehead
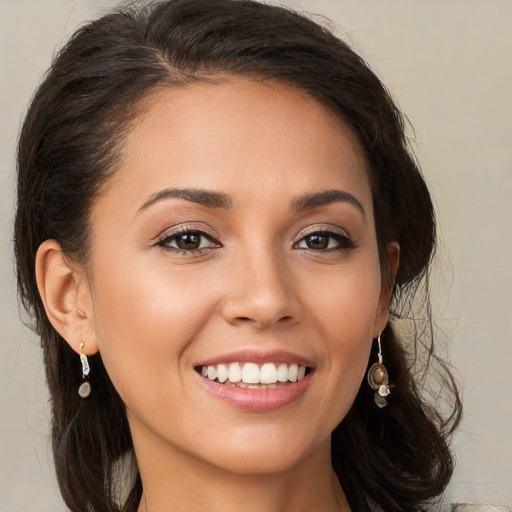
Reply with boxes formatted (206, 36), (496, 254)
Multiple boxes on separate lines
(101, 78), (372, 215)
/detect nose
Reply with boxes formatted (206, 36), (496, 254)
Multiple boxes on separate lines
(221, 247), (301, 329)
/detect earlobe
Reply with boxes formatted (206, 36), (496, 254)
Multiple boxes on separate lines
(35, 239), (98, 355)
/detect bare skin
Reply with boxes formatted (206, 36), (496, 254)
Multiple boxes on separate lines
(36, 78), (398, 512)
(136, 437), (348, 512)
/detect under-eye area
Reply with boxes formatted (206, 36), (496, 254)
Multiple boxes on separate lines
(195, 362), (313, 388)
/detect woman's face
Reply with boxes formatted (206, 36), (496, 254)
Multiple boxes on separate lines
(83, 79), (393, 475)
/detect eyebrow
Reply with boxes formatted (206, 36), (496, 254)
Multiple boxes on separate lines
(137, 187), (233, 214)
(291, 189), (365, 217)
(137, 186), (364, 217)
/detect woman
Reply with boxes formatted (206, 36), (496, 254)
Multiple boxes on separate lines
(14, 0), (461, 511)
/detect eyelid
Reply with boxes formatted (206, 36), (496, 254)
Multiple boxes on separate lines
(154, 223), (219, 242)
(295, 224), (351, 241)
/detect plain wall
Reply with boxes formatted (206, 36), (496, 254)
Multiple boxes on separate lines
(1, 1), (511, 510)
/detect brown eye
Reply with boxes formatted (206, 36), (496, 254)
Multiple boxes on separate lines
(157, 229), (219, 253)
(305, 234), (330, 250)
(175, 233), (202, 250)
(296, 230), (356, 251)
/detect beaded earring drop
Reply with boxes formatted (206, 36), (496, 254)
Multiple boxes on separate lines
(78, 341), (91, 398)
(367, 334), (391, 408)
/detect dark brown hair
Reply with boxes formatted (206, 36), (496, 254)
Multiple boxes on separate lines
(14, 1), (461, 511)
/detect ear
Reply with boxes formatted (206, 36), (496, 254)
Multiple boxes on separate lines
(35, 239), (99, 356)
(373, 241), (400, 337)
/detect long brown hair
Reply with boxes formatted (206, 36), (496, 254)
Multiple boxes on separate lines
(14, 1), (461, 511)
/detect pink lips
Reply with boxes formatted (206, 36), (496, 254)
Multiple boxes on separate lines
(195, 349), (314, 412)
(196, 349), (313, 368)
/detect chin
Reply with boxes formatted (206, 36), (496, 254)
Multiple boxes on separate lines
(211, 450), (308, 476)
(196, 427), (329, 476)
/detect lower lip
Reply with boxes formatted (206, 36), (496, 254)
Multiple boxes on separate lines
(198, 374), (313, 412)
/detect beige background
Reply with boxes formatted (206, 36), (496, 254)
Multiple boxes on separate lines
(1, 1), (511, 510)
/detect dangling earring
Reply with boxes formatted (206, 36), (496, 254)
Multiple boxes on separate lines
(78, 341), (91, 398)
(367, 334), (390, 408)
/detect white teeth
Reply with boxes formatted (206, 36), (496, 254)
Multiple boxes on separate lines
(288, 364), (298, 382)
(200, 362), (308, 385)
(242, 363), (260, 384)
(207, 366), (217, 381)
(260, 363), (278, 384)
(217, 364), (228, 383)
(228, 363), (242, 383)
(277, 363), (289, 382)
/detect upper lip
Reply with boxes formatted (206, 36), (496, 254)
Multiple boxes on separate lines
(195, 349), (315, 368)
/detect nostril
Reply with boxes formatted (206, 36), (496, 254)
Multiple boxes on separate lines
(233, 314), (294, 327)
(221, 293), (300, 328)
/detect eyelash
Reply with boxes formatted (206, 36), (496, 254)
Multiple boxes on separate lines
(294, 227), (356, 252)
(155, 226), (220, 255)
(155, 226), (356, 255)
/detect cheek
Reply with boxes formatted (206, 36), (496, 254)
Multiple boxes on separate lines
(304, 257), (382, 413)
(88, 256), (217, 401)
(309, 256), (383, 344)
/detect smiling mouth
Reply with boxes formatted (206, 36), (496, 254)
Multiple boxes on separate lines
(195, 362), (311, 388)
